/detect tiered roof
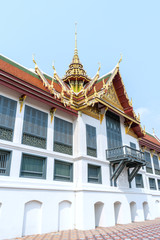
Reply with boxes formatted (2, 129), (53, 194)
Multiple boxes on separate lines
(0, 49), (146, 138)
(139, 132), (160, 153)
(1, 20), (153, 140)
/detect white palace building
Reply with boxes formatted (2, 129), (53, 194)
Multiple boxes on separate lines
(0, 37), (160, 239)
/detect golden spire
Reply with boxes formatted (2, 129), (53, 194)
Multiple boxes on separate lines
(75, 22), (78, 55)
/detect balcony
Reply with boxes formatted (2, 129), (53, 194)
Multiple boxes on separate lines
(106, 146), (146, 186)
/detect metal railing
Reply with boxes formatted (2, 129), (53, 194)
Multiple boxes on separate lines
(106, 145), (145, 162)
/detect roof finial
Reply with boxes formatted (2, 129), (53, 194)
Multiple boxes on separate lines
(32, 54), (38, 71)
(153, 128), (155, 136)
(75, 22), (78, 55)
(117, 54), (122, 68)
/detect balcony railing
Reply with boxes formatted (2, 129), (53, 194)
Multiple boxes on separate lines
(106, 145), (145, 164)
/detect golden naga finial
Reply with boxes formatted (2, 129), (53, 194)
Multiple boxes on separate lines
(32, 54), (38, 70)
(138, 113), (140, 121)
(117, 54), (122, 68)
(51, 78), (54, 88)
(153, 128), (155, 135)
(52, 61), (56, 74)
(143, 125), (146, 133)
(129, 98), (132, 107)
(97, 62), (101, 75)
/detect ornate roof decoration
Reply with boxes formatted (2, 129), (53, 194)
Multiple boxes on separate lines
(62, 24), (92, 87)
(33, 43), (145, 137)
(32, 50), (145, 137)
(0, 51), (145, 138)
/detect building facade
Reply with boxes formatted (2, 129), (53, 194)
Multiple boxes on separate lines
(0, 44), (160, 239)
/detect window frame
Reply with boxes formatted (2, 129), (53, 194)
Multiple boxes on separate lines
(157, 179), (160, 190)
(0, 149), (12, 176)
(88, 164), (102, 184)
(20, 153), (46, 179)
(144, 152), (153, 174)
(86, 124), (97, 157)
(0, 95), (17, 142)
(149, 178), (157, 190)
(153, 155), (160, 175)
(22, 105), (48, 149)
(54, 159), (73, 182)
(106, 111), (122, 149)
(54, 117), (73, 155)
(135, 174), (144, 188)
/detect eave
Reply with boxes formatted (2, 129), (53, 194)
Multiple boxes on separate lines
(0, 69), (78, 116)
(139, 138), (160, 153)
(97, 97), (140, 125)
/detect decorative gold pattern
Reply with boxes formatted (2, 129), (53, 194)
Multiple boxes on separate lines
(32, 39), (144, 138)
(50, 107), (56, 123)
(141, 146), (146, 152)
(19, 94), (26, 113)
(103, 83), (123, 110)
(99, 107), (108, 124)
(125, 121), (133, 134)
(150, 150), (155, 158)
(125, 127), (138, 139)
(81, 106), (100, 120)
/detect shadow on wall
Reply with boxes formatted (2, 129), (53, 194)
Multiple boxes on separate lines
(114, 201), (122, 225)
(143, 201), (150, 220)
(58, 200), (73, 231)
(155, 200), (160, 218)
(94, 201), (104, 228)
(0, 203), (1, 217)
(130, 201), (137, 222)
(22, 200), (42, 237)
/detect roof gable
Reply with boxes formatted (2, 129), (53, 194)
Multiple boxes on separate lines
(0, 54), (146, 138)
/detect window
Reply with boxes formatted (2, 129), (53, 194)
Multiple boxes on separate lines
(157, 179), (160, 190)
(54, 160), (73, 182)
(0, 95), (17, 141)
(20, 154), (46, 179)
(22, 106), (48, 149)
(130, 142), (137, 156)
(86, 124), (97, 157)
(54, 117), (73, 155)
(88, 164), (101, 184)
(144, 152), (153, 173)
(0, 150), (11, 176)
(149, 178), (157, 190)
(135, 174), (144, 188)
(106, 111), (122, 149)
(153, 155), (160, 175)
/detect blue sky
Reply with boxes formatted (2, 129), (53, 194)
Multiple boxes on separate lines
(1, 0), (160, 136)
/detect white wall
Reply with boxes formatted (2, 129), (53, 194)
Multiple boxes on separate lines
(1, 86), (160, 239)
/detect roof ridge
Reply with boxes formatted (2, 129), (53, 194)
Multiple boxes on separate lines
(97, 68), (115, 82)
(0, 54), (53, 81)
(145, 132), (156, 138)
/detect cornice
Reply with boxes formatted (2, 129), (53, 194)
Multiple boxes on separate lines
(0, 69), (78, 116)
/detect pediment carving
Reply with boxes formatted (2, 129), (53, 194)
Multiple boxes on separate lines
(102, 83), (123, 111)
